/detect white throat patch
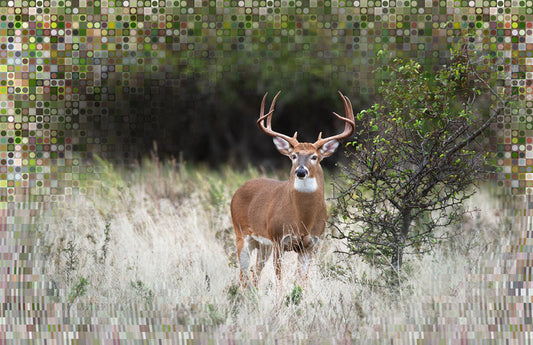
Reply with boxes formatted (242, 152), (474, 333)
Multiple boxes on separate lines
(294, 177), (318, 193)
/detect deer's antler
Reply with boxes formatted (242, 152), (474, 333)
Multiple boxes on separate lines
(313, 91), (355, 148)
(257, 91), (300, 147)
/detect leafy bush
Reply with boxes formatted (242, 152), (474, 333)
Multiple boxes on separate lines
(332, 49), (505, 281)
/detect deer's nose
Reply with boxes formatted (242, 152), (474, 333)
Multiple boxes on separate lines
(295, 166), (308, 178)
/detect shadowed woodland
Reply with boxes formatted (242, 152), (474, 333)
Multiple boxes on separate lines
(96, 68), (371, 167)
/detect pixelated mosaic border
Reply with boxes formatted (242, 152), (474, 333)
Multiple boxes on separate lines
(2, 1), (533, 343)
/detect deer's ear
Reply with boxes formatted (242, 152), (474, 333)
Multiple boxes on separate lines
(319, 139), (339, 158)
(273, 137), (293, 156)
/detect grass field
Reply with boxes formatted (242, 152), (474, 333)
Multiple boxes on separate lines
(35, 155), (514, 341)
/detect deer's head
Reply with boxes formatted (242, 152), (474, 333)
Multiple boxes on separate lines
(257, 91), (356, 193)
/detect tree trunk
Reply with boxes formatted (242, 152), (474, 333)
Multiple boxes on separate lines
(391, 246), (403, 273)
(392, 210), (412, 273)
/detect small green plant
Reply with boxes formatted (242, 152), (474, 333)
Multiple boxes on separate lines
(62, 240), (79, 285)
(68, 276), (88, 303)
(285, 284), (304, 307)
(205, 302), (226, 325)
(320, 260), (350, 282)
(227, 284), (241, 304)
(226, 283), (242, 318)
(100, 220), (111, 264)
(131, 280), (154, 308)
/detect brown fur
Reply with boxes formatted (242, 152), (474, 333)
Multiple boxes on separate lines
(231, 143), (328, 287)
(232, 91), (354, 288)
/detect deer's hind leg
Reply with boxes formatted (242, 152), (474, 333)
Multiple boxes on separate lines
(237, 233), (257, 288)
(233, 221), (253, 287)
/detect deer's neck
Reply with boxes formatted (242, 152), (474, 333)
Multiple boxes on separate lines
(289, 176), (326, 226)
(293, 177), (318, 193)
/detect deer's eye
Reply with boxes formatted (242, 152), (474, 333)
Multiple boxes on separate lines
(291, 154), (297, 160)
(311, 155), (318, 161)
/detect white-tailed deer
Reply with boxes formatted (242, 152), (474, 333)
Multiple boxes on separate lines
(230, 91), (355, 288)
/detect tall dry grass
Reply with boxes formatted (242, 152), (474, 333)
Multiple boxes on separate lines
(36, 156), (512, 341)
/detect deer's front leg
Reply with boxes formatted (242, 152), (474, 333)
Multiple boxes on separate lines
(273, 245), (283, 282)
(298, 235), (320, 282)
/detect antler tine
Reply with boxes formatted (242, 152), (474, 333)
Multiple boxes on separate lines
(257, 91), (300, 147)
(266, 90), (279, 130)
(313, 91), (355, 148)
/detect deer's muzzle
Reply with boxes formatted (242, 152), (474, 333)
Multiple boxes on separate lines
(295, 166), (308, 178)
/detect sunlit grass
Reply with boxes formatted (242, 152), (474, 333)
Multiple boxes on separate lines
(36, 156), (512, 340)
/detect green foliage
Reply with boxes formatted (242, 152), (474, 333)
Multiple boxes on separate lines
(285, 284), (304, 306)
(206, 177), (226, 209)
(334, 49), (502, 281)
(68, 276), (88, 303)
